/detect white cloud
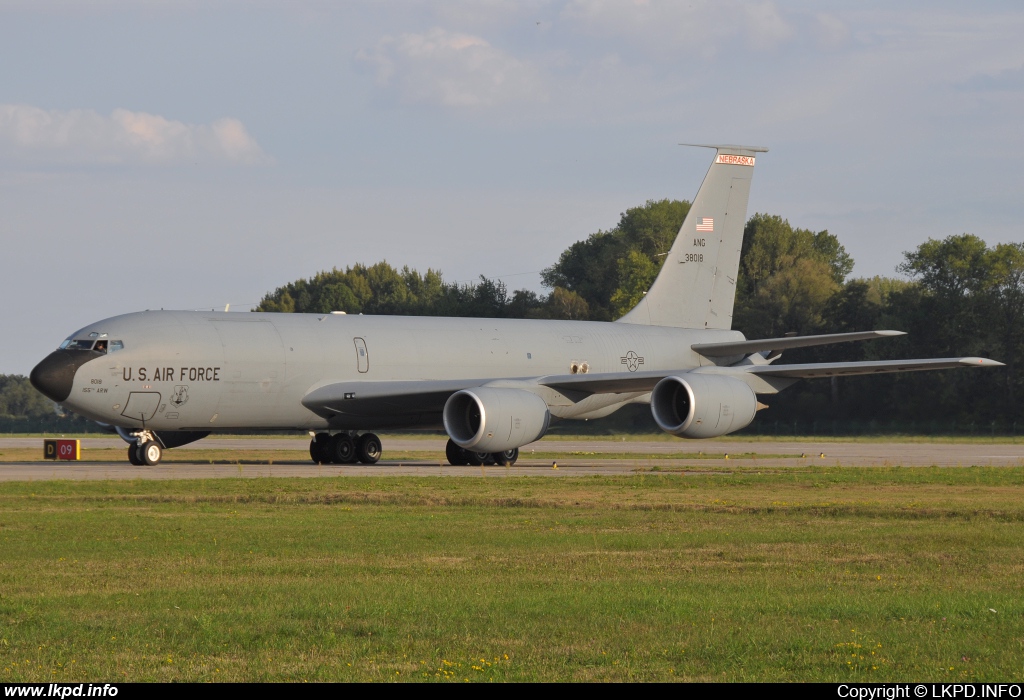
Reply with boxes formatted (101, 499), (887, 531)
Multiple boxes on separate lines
(355, 28), (546, 108)
(0, 104), (269, 166)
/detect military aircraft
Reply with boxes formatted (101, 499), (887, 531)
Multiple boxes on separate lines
(30, 145), (1003, 466)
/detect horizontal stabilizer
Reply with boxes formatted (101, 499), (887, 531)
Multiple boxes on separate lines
(679, 143), (769, 153)
(692, 330), (905, 357)
(740, 357), (1004, 379)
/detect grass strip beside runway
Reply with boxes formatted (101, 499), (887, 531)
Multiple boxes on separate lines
(0, 469), (1022, 682)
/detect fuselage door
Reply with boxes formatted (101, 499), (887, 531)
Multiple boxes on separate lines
(121, 392), (161, 422)
(354, 337), (369, 373)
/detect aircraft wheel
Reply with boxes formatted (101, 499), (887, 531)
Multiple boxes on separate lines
(445, 439), (469, 466)
(465, 451), (489, 467)
(328, 434), (357, 464)
(140, 441), (162, 466)
(310, 433), (331, 464)
(492, 448), (518, 466)
(127, 442), (144, 466)
(356, 433), (382, 464)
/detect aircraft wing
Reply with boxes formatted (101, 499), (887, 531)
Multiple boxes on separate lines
(538, 356), (1002, 392)
(691, 330), (904, 357)
(302, 357), (1003, 419)
(728, 356), (1004, 378)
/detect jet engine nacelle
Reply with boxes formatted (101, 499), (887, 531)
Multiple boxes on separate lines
(443, 387), (551, 453)
(651, 374), (757, 439)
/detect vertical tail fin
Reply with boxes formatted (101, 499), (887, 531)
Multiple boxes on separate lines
(617, 144), (766, 329)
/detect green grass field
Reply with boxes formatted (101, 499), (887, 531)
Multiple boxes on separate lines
(1, 468), (1023, 682)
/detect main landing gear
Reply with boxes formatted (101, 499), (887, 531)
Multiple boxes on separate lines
(445, 439), (518, 466)
(125, 430), (163, 466)
(309, 432), (382, 465)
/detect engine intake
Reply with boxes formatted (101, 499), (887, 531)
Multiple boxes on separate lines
(443, 387), (551, 453)
(651, 374), (757, 439)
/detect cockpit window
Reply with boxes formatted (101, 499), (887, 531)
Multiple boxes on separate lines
(61, 336), (120, 351)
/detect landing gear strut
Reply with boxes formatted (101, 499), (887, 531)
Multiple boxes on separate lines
(309, 432), (382, 465)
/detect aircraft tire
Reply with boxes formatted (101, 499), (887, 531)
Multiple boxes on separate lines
(356, 433), (382, 464)
(140, 441), (162, 466)
(328, 434), (357, 464)
(310, 433), (331, 464)
(465, 451), (489, 467)
(127, 442), (145, 466)
(492, 448), (518, 466)
(445, 439), (468, 466)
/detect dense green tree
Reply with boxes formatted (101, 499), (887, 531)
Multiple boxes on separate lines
(0, 374), (54, 419)
(737, 257), (840, 337)
(541, 199), (690, 320)
(732, 214), (853, 338)
(898, 234), (990, 299)
(984, 243), (1024, 409)
(890, 236), (1023, 419)
(257, 262), (551, 320)
(739, 214), (854, 289)
(609, 249), (659, 317)
(540, 287), (590, 320)
(0, 374), (104, 433)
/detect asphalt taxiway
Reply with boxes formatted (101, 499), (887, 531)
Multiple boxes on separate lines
(0, 436), (1021, 480)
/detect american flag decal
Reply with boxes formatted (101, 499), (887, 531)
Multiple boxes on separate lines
(696, 217), (714, 232)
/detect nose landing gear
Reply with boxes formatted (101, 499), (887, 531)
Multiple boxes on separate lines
(122, 429), (163, 466)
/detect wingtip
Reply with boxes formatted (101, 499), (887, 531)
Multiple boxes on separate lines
(876, 330), (907, 337)
(960, 357), (1005, 367)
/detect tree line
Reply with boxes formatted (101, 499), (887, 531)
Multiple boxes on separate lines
(0, 374), (104, 433)
(5, 199), (1020, 434)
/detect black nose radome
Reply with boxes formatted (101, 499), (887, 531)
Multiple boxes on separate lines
(30, 350), (97, 403)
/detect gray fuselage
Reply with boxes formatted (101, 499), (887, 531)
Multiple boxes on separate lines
(55, 310), (742, 432)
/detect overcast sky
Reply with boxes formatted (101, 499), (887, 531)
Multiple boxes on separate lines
(2, 1), (1023, 374)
